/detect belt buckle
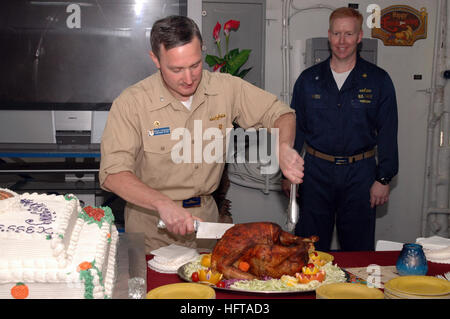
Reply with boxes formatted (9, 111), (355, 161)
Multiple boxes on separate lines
(334, 157), (349, 165)
(183, 196), (201, 208)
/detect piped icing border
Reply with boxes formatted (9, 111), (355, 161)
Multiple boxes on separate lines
(49, 194), (81, 268)
(75, 206), (117, 299)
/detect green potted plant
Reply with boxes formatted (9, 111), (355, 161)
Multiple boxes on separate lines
(205, 19), (252, 79)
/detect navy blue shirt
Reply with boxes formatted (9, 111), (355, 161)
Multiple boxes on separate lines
(291, 56), (399, 180)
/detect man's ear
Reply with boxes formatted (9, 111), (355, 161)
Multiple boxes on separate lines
(357, 29), (363, 44)
(150, 51), (160, 69)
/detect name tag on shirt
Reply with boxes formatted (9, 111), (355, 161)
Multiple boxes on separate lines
(148, 127), (170, 136)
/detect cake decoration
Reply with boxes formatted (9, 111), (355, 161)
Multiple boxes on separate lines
(77, 260), (107, 299)
(0, 190), (14, 200)
(64, 194), (77, 201)
(0, 189), (118, 299)
(0, 188), (20, 214)
(79, 206), (114, 229)
(10, 282), (29, 299)
(21, 198), (56, 233)
(77, 261), (93, 272)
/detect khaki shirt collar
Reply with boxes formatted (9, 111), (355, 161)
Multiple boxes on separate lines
(151, 70), (219, 112)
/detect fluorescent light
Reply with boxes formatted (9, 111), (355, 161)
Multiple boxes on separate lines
(30, 1), (93, 6)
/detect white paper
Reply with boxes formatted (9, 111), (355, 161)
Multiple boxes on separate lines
(416, 236), (450, 264)
(416, 236), (450, 250)
(148, 244), (199, 274)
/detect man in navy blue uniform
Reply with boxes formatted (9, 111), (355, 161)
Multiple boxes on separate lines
(286, 7), (398, 251)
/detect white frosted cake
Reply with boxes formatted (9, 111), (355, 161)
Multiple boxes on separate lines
(0, 188), (118, 299)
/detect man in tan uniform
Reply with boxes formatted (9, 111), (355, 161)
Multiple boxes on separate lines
(99, 16), (304, 252)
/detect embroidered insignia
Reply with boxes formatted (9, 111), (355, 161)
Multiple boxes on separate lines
(357, 88), (373, 104)
(209, 113), (226, 121)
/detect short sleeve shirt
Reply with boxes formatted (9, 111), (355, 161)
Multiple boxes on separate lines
(99, 70), (294, 199)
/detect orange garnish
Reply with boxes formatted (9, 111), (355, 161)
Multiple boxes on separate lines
(238, 261), (250, 272)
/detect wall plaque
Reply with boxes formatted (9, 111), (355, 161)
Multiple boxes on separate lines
(371, 5), (427, 46)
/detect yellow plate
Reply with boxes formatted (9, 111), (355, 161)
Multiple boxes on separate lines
(384, 286), (450, 299)
(383, 290), (401, 299)
(316, 283), (384, 299)
(146, 283), (216, 299)
(316, 251), (334, 263)
(385, 276), (450, 296)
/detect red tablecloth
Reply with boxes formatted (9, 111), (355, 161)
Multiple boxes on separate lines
(146, 251), (450, 299)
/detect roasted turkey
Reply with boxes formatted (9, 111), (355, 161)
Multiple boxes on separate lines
(210, 222), (318, 280)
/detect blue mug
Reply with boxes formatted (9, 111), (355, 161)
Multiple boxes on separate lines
(396, 243), (428, 276)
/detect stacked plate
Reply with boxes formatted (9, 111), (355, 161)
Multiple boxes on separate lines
(316, 283), (384, 299)
(384, 276), (450, 299)
(148, 244), (199, 274)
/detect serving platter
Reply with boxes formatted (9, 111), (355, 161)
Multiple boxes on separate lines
(177, 251), (346, 294)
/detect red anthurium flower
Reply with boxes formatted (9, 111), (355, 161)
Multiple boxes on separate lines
(213, 62), (226, 72)
(205, 18), (250, 78)
(213, 22), (221, 42)
(223, 20), (240, 36)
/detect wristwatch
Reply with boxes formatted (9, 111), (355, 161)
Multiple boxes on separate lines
(376, 177), (391, 185)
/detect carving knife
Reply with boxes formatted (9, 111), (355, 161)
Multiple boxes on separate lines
(157, 219), (234, 239)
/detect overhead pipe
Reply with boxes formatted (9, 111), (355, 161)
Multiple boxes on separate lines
(421, 0), (450, 236)
(434, 0), (450, 233)
(280, 0), (291, 104)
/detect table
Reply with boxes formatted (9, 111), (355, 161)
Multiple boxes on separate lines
(146, 251), (450, 299)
